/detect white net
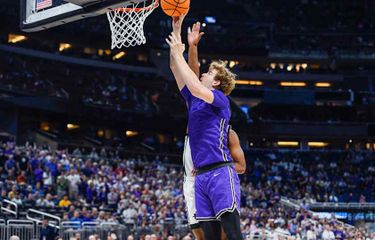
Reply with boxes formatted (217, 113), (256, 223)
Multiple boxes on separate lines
(106, 0), (158, 49)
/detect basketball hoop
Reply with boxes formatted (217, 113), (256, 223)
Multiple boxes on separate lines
(107, 0), (159, 49)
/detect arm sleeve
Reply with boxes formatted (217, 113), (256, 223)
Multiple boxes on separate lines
(211, 90), (229, 108)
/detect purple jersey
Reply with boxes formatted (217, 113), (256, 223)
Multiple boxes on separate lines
(181, 86), (233, 168)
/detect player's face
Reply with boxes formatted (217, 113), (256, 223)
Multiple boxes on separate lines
(200, 68), (219, 89)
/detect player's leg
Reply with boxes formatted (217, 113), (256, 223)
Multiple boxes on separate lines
(220, 211), (242, 240)
(194, 174), (219, 238)
(183, 176), (205, 240)
(192, 225), (228, 240)
(207, 166), (243, 240)
(191, 225), (205, 240)
(199, 220), (221, 239)
(220, 227), (228, 240)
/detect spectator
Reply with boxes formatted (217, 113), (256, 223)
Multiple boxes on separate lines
(39, 219), (57, 240)
(43, 167), (53, 186)
(5, 155), (16, 172)
(322, 224), (335, 240)
(107, 233), (118, 240)
(122, 203), (138, 227)
(58, 195), (72, 208)
(16, 171), (27, 184)
(107, 188), (119, 209)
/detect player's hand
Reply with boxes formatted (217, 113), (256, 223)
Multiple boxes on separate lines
(172, 12), (188, 40)
(188, 22), (204, 46)
(166, 32), (185, 58)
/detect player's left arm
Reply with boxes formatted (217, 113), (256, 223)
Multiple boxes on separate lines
(166, 33), (215, 104)
(188, 22), (204, 77)
(170, 15), (187, 90)
(229, 129), (246, 174)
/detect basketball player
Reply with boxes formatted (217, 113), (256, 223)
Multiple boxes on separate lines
(184, 128), (245, 240)
(182, 19), (246, 240)
(167, 14), (243, 240)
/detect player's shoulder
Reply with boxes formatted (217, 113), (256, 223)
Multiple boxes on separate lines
(213, 89), (227, 98)
(212, 89), (230, 104)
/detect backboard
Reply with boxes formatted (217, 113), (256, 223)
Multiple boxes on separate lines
(20, 0), (145, 32)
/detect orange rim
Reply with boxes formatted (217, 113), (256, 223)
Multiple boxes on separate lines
(116, 0), (159, 12)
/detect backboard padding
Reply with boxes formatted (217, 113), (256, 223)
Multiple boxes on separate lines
(20, 0), (145, 32)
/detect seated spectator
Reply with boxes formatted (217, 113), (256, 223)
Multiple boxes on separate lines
(16, 171), (27, 184)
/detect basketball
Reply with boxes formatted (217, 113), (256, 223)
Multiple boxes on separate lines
(161, 0), (190, 17)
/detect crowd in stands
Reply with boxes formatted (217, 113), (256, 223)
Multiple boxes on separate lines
(244, 149), (375, 204)
(0, 54), (67, 98)
(1, 139), (375, 239)
(250, 103), (375, 123)
(0, 53), (185, 115)
(2, 50), (375, 126)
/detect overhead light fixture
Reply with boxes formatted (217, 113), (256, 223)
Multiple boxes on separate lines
(295, 64), (301, 72)
(8, 34), (27, 43)
(249, 81), (263, 86)
(315, 82), (331, 87)
(67, 124), (79, 130)
(40, 122), (50, 132)
(308, 142), (328, 147)
(235, 80), (263, 86)
(97, 130), (104, 137)
(126, 130), (138, 137)
(311, 64), (320, 69)
(229, 60), (237, 68)
(280, 82), (306, 87)
(113, 51), (126, 60)
(287, 64), (294, 71)
(277, 141), (299, 147)
(59, 43), (72, 52)
(204, 16), (216, 24)
(301, 63), (308, 69)
(236, 80), (249, 85)
(270, 63), (277, 69)
(84, 47), (95, 54)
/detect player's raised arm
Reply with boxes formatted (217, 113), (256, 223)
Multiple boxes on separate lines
(166, 33), (215, 103)
(229, 129), (246, 174)
(169, 14), (187, 90)
(188, 22), (204, 77)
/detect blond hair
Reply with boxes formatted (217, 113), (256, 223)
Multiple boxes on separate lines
(210, 60), (236, 96)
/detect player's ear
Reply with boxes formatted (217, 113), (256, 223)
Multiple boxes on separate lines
(212, 79), (221, 87)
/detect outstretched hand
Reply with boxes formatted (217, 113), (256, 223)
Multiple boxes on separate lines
(166, 32), (185, 58)
(188, 22), (204, 46)
(172, 12), (188, 41)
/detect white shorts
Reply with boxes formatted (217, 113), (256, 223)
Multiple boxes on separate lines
(183, 175), (199, 226)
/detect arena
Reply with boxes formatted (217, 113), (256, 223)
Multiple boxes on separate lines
(0, 0), (375, 239)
